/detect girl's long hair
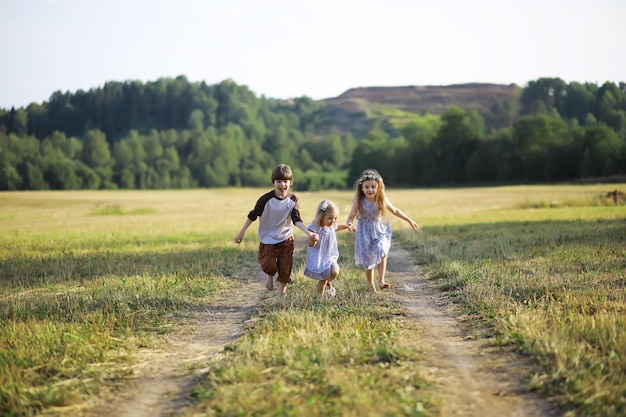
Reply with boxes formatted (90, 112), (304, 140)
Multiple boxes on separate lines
(353, 169), (387, 219)
(312, 199), (339, 228)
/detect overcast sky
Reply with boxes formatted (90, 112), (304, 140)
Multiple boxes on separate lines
(1, 0), (624, 109)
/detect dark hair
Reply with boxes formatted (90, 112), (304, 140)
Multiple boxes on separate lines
(271, 164), (294, 182)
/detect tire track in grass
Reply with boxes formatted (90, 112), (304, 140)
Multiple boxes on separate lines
(86, 266), (267, 417)
(387, 243), (558, 417)
(87, 242), (559, 417)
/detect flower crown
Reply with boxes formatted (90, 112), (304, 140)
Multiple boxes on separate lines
(358, 173), (379, 184)
(319, 200), (330, 212)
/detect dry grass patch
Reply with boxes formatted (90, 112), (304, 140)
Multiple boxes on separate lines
(399, 184), (626, 417)
(1, 184), (624, 417)
(187, 267), (433, 417)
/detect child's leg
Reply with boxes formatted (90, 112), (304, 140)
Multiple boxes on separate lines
(275, 237), (294, 299)
(320, 264), (339, 296)
(277, 281), (287, 299)
(365, 268), (376, 290)
(328, 265), (339, 281)
(258, 243), (278, 291)
(317, 280), (327, 296)
(377, 256), (389, 288)
(325, 278), (337, 297)
(326, 266), (338, 287)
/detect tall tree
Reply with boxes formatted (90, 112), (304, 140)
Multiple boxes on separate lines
(520, 78), (567, 115)
(0, 133), (23, 190)
(401, 114), (440, 184)
(432, 106), (484, 183)
(509, 115), (572, 181)
(563, 82), (596, 124)
(579, 124), (625, 177)
(80, 129), (113, 188)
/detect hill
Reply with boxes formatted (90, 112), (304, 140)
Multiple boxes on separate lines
(317, 83), (522, 136)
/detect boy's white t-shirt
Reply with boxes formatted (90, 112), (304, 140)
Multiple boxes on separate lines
(247, 190), (301, 244)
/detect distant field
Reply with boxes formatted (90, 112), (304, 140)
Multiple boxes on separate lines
(1, 184), (625, 416)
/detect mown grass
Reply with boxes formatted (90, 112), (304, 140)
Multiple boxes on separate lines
(0, 190), (255, 416)
(1, 184), (625, 417)
(186, 257), (432, 417)
(397, 185), (626, 417)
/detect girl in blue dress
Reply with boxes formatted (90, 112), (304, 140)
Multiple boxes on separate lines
(346, 169), (419, 291)
(304, 200), (354, 296)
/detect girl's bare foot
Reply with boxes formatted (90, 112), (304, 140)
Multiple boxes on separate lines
(265, 275), (275, 291)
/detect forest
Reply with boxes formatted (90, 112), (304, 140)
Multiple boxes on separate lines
(0, 76), (625, 191)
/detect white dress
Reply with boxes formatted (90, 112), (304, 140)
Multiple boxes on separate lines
(304, 223), (339, 280)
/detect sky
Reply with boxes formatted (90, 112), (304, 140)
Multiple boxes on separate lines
(1, 0), (625, 109)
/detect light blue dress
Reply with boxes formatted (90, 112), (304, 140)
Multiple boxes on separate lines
(304, 223), (339, 280)
(354, 199), (391, 270)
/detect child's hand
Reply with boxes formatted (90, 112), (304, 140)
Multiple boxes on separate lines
(347, 223), (356, 232)
(308, 232), (319, 247)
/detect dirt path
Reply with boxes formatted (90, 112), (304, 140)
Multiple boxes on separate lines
(85, 264), (267, 417)
(387, 244), (557, 417)
(86, 243), (557, 417)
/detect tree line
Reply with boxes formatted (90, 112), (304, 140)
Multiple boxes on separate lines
(1, 76), (625, 191)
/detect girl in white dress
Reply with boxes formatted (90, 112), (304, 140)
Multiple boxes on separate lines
(346, 169), (419, 291)
(304, 200), (354, 296)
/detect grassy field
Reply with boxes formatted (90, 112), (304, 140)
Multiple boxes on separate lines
(1, 184), (624, 416)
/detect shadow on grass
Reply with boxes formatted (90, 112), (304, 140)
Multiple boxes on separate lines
(0, 245), (260, 324)
(403, 217), (625, 261)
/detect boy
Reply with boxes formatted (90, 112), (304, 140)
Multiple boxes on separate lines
(234, 164), (318, 299)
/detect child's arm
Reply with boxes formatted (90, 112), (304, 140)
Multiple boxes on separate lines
(385, 198), (419, 230)
(295, 221), (319, 245)
(234, 218), (253, 244)
(345, 199), (358, 232)
(336, 224), (352, 232)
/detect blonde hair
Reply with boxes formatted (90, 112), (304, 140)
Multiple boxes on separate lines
(353, 169), (387, 219)
(312, 199), (339, 228)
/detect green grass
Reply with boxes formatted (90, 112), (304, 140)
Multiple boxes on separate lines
(90, 202), (158, 216)
(398, 187), (626, 417)
(186, 242), (433, 417)
(0, 190), (252, 415)
(0, 239), (241, 415)
(1, 185), (625, 417)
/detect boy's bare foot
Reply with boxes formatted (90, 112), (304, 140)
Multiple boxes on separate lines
(277, 282), (287, 299)
(265, 275), (274, 291)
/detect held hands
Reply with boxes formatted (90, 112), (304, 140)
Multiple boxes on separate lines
(308, 231), (319, 247)
(346, 223), (356, 232)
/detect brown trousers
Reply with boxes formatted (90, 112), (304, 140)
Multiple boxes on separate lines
(257, 236), (295, 284)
